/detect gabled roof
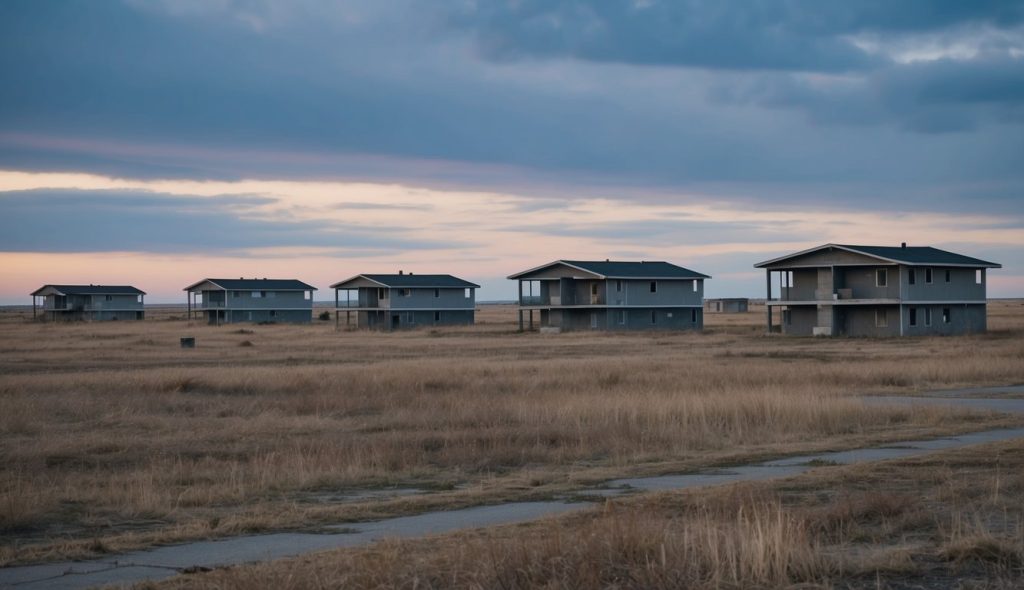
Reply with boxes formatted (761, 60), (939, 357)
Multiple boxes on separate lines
(330, 274), (480, 289)
(508, 260), (710, 280)
(754, 244), (1001, 268)
(31, 284), (145, 296)
(184, 278), (317, 291)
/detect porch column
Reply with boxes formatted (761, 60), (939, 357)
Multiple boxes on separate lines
(32, 296), (36, 320)
(518, 309), (524, 332)
(765, 269), (772, 333)
(187, 291), (191, 322)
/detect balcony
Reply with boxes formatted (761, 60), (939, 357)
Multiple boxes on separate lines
(521, 295), (543, 306)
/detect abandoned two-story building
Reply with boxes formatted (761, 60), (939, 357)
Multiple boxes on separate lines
(30, 285), (146, 321)
(331, 272), (479, 329)
(755, 244), (1001, 336)
(184, 278), (317, 324)
(508, 260), (710, 331)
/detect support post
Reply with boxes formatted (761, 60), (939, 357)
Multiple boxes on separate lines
(518, 309), (524, 332)
(765, 269), (773, 333)
(529, 310), (534, 330)
(32, 296), (36, 320)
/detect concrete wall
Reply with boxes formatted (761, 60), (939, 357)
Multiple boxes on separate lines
(835, 266), (900, 299)
(377, 287), (475, 309)
(780, 306), (817, 336)
(838, 306), (901, 337)
(206, 309), (312, 324)
(902, 267), (986, 301)
(217, 289), (312, 310)
(355, 309), (474, 329)
(549, 307), (701, 331)
(903, 303), (986, 335)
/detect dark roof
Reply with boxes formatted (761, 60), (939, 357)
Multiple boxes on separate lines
(755, 244), (1000, 268)
(331, 274), (480, 289)
(836, 245), (1001, 267)
(509, 260), (710, 279)
(32, 285), (145, 296)
(185, 278), (317, 291)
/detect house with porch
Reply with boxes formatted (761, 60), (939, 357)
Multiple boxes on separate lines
(508, 260), (709, 331)
(754, 243), (1000, 336)
(331, 272), (479, 329)
(31, 285), (146, 321)
(184, 278), (317, 324)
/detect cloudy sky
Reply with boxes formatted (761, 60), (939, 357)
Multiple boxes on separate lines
(1, 0), (1022, 303)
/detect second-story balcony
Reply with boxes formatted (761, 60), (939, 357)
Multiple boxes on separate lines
(520, 295), (543, 306)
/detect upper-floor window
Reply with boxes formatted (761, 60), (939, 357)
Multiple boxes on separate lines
(378, 288), (387, 299)
(908, 269), (916, 285)
(649, 281), (657, 293)
(945, 269), (951, 283)
(976, 269), (983, 284)
(925, 268), (933, 284)
(267, 291), (276, 298)
(876, 269), (887, 287)
(252, 291), (263, 298)
(434, 288), (440, 298)
(616, 280), (622, 292)
(105, 295), (113, 301)
(137, 295), (143, 303)
(304, 291), (311, 300)
(465, 288), (472, 298)
(399, 288), (411, 297)
(692, 280), (698, 293)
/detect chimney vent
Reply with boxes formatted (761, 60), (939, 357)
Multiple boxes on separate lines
(901, 242), (907, 248)
(399, 270), (404, 275)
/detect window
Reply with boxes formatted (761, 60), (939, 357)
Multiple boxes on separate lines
(269, 310), (276, 317)
(434, 288), (440, 298)
(908, 269), (916, 285)
(252, 291), (263, 298)
(465, 288), (472, 298)
(976, 269), (983, 284)
(691, 308), (697, 323)
(434, 311), (441, 322)
(692, 280), (699, 293)
(924, 308), (932, 326)
(650, 310), (657, 324)
(618, 310), (626, 325)
(267, 291), (276, 298)
(399, 288), (411, 297)
(876, 269), (887, 287)
(943, 308), (950, 324)
(875, 309), (888, 328)
(304, 291), (311, 300)
(945, 269), (951, 283)
(925, 268), (933, 284)
(137, 295), (143, 303)
(909, 307), (917, 327)
(650, 281), (657, 293)
(591, 313), (598, 328)
(616, 280), (622, 292)
(105, 295), (113, 301)
(378, 288), (387, 299)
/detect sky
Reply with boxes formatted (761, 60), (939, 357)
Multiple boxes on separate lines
(1, 0), (1022, 303)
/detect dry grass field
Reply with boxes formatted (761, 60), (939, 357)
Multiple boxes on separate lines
(1, 301), (1023, 566)
(165, 437), (1024, 589)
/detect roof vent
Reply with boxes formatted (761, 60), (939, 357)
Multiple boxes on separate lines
(399, 270), (404, 275)
(901, 242), (907, 248)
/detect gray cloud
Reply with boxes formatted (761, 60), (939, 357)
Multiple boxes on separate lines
(0, 189), (468, 253)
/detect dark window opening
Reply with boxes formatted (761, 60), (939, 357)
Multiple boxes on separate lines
(876, 269), (887, 287)
(909, 307), (917, 327)
(649, 281), (657, 293)
(691, 308), (697, 323)
(434, 288), (440, 298)
(650, 310), (657, 324)
(908, 269), (916, 285)
(943, 308), (950, 323)
(925, 268), (933, 284)
(945, 269), (951, 283)
(434, 311), (440, 322)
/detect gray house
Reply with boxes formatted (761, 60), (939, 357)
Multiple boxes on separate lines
(704, 298), (749, 314)
(508, 260), (710, 331)
(755, 243), (1001, 336)
(331, 272), (479, 329)
(184, 278), (317, 324)
(30, 285), (145, 321)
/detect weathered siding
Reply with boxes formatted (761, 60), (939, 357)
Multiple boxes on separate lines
(622, 279), (702, 306)
(903, 303), (986, 335)
(901, 267), (986, 301)
(838, 306), (900, 337)
(781, 306), (817, 336)
(553, 307), (701, 331)
(221, 290), (311, 310)
(764, 248), (884, 269)
(209, 309), (312, 324)
(386, 287), (475, 309)
(835, 266), (899, 299)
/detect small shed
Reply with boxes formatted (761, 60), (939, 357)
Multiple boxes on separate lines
(704, 298), (749, 314)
